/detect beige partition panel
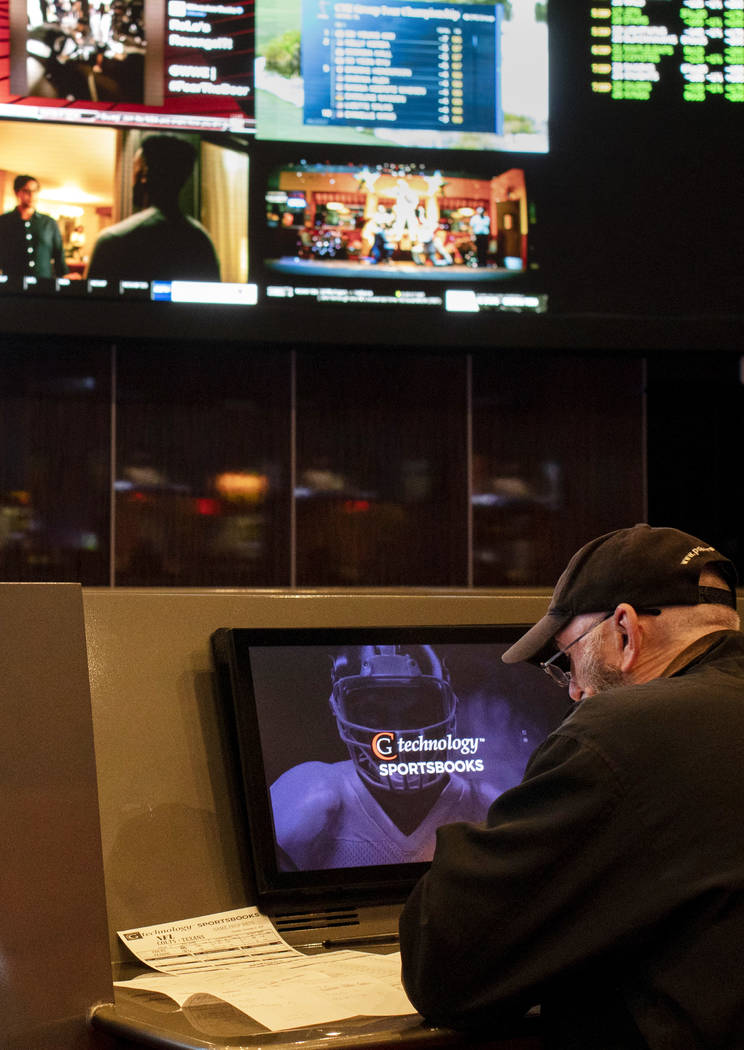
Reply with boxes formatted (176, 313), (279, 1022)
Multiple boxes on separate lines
(82, 588), (553, 965)
(0, 584), (112, 1050)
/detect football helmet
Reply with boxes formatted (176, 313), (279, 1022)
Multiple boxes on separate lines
(329, 644), (457, 791)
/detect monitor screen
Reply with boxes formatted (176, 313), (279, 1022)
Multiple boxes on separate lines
(0, 0), (253, 132)
(212, 625), (570, 905)
(254, 0), (548, 153)
(254, 146), (546, 316)
(0, 123), (253, 312)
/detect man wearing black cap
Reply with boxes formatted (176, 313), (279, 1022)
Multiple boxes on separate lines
(399, 524), (742, 1050)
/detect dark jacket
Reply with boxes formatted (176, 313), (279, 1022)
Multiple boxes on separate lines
(399, 630), (744, 1049)
(0, 208), (68, 278)
(87, 206), (220, 282)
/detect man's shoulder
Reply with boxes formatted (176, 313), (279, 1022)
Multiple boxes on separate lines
(560, 681), (678, 746)
(270, 759), (358, 815)
(557, 637), (744, 765)
(272, 759), (355, 791)
(96, 207), (159, 242)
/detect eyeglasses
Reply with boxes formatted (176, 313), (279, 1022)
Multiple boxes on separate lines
(540, 611), (614, 688)
(541, 607), (663, 688)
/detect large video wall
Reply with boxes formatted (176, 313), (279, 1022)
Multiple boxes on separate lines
(0, 0), (740, 346)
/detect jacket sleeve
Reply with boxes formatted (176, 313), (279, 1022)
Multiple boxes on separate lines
(398, 729), (651, 1029)
(53, 219), (69, 276)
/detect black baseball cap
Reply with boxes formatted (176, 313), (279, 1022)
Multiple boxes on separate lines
(502, 524), (738, 664)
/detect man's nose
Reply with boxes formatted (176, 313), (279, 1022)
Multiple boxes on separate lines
(568, 679), (585, 703)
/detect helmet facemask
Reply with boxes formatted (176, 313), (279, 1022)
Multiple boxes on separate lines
(330, 646), (458, 792)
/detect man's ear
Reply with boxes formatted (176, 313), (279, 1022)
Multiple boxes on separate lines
(612, 603), (642, 673)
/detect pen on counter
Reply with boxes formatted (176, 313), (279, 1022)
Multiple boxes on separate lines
(304, 933), (400, 950)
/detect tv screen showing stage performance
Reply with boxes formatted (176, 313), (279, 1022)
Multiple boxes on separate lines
(257, 153), (547, 315)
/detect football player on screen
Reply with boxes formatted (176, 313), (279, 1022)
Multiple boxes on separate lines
(270, 645), (493, 871)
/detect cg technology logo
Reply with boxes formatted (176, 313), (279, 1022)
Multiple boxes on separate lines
(371, 731), (485, 777)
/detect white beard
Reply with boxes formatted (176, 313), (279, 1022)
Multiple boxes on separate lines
(579, 630), (627, 696)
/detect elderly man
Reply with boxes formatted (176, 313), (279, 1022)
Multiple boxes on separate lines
(400, 524), (742, 1050)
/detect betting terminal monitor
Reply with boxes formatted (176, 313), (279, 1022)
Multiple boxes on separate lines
(212, 625), (569, 948)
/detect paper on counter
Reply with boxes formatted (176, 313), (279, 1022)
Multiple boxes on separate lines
(116, 907), (415, 1031)
(118, 905), (302, 974)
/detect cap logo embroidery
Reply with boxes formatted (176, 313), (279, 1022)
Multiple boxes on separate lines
(680, 545), (716, 566)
